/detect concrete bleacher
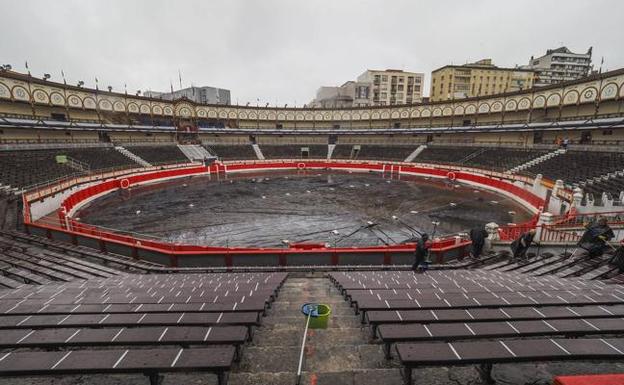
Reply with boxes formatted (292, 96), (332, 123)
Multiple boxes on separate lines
(204, 144), (258, 160)
(329, 269), (624, 384)
(523, 150), (624, 186)
(0, 150), (78, 189)
(259, 144), (327, 159)
(0, 230), (288, 385)
(124, 145), (189, 165)
(415, 146), (550, 171)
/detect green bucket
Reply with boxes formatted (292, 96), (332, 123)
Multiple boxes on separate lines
(301, 303), (331, 329)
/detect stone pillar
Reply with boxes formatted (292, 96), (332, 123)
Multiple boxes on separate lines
(535, 212), (554, 242)
(552, 179), (564, 197)
(572, 187), (583, 208)
(602, 192), (614, 209)
(484, 222), (499, 252)
(533, 174), (543, 190)
(620, 190), (624, 203)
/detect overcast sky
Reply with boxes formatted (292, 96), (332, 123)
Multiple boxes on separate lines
(2, 0), (623, 105)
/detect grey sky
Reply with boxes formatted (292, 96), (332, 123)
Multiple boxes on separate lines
(1, 0), (623, 105)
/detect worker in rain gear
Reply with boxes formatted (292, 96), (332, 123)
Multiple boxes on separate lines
(609, 240), (624, 273)
(510, 229), (538, 261)
(413, 233), (430, 272)
(469, 225), (489, 259)
(578, 217), (615, 258)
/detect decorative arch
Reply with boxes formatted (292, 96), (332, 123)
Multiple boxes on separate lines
(31, 89), (50, 104)
(219, 110), (228, 119)
(50, 92), (65, 106)
(432, 108), (442, 117)
(360, 111), (370, 120)
(371, 111), (381, 120)
(83, 97), (97, 109)
(580, 87), (598, 103)
(391, 111), (400, 119)
(600, 82), (618, 100)
(127, 102), (140, 114)
(163, 106), (174, 116)
(68, 94), (82, 108)
(400, 110), (409, 118)
(453, 105), (465, 115)
(0, 82), (10, 99)
(532, 95), (546, 109)
(491, 101), (503, 112)
(11, 85), (30, 102)
(504, 100), (517, 111)
(228, 111), (237, 119)
(477, 103), (490, 114)
(239, 111), (248, 119)
(208, 109), (218, 118)
(517, 98), (531, 110)
(153, 105), (164, 115)
(380, 111), (390, 119)
(410, 109), (421, 118)
(562, 90), (578, 105)
(139, 104), (151, 114)
(421, 109), (431, 118)
(546, 93), (561, 107)
(98, 99), (113, 111)
(464, 105), (476, 115)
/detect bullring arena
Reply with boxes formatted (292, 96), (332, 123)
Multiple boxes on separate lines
(1, 67), (624, 385)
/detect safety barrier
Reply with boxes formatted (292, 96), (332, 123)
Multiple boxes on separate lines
(22, 159), (549, 267)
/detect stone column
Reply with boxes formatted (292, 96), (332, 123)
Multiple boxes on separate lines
(533, 174), (543, 190)
(552, 179), (564, 197)
(535, 212), (554, 242)
(484, 222), (499, 252)
(572, 187), (583, 208)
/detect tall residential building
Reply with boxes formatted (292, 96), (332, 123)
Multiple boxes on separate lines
(309, 81), (372, 108)
(143, 86), (231, 105)
(523, 47), (593, 87)
(357, 69), (424, 105)
(429, 59), (535, 102)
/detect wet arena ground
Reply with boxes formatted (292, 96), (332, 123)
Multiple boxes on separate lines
(77, 170), (532, 247)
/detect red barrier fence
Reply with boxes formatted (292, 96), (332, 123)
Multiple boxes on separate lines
(554, 374), (624, 385)
(23, 160), (550, 266)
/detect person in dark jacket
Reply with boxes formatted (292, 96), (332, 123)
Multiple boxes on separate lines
(413, 233), (430, 272)
(511, 229), (538, 261)
(469, 226), (488, 259)
(609, 240), (624, 273)
(579, 217), (615, 258)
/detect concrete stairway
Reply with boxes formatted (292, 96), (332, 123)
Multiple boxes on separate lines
(178, 144), (213, 162)
(252, 144), (265, 160)
(114, 146), (151, 167)
(64, 156), (90, 172)
(229, 276), (402, 385)
(507, 148), (566, 174)
(404, 144), (427, 162)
